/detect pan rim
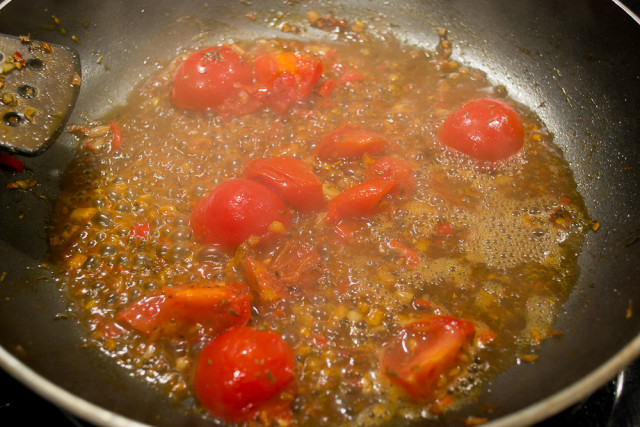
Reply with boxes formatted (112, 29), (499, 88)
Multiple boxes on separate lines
(2, 333), (640, 426)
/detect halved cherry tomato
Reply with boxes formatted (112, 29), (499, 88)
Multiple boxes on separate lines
(314, 124), (388, 161)
(170, 46), (254, 112)
(190, 179), (291, 249)
(246, 157), (325, 212)
(326, 178), (395, 223)
(437, 98), (524, 162)
(116, 281), (250, 338)
(365, 156), (416, 196)
(381, 315), (476, 400)
(194, 326), (296, 423)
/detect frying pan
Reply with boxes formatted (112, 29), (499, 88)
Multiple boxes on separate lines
(1, 0), (639, 426)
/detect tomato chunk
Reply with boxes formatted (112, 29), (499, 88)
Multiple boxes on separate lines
(194, 326), (296, 423)
(244, 256), (287, 303)
(255, 52), (323, 97)
(365, 156), (416, 196)
(116, 281), (251, 338)
(244, 241), (322, 303)
(381, 315), (475, 400)
(190, 178), (291, 249)
(170, 46), (254, 112)
(246, 157), (325, 212)
(314, 124), (388, 161)
(253, 52), (323, 113)
(326, 178), (395, 223)
(437, 98), (524, 162)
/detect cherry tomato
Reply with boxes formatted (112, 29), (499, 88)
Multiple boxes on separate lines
(314, 124), (388, 161)
(437, 98), (524, 162)
(190, 179), (291, 249)
(326, 178), (395, 223)
(170, 46), (253, 112)
(365, 156), (416, 196)
(116, 281), (251, 338)
(246, 157), (325, 212)
(194, 326), (296, 423)
(381, 315), (476, 400)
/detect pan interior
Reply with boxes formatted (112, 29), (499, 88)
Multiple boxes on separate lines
(0, 1), (639, 426)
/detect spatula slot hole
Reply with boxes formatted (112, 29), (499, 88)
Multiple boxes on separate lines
(17, 85), (38, 99)
(3, 112), (24, 127)
(0, 52), (4, 62)
(26, 58), (45, 71)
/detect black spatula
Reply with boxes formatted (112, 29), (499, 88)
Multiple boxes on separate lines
(0, 34), (81, 155)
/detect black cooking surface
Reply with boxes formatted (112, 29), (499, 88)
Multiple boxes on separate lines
(1, 0), (639, 426)
(2, 357), (640, 426)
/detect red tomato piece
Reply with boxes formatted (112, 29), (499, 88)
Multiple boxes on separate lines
(0, 153), (24, 172)
(317, 78), (336, 99)
(190, 179), (291, 249)
(270, 240), (322, 288)
(244, 241), (322, 303)
(244, 256), (287, 303)
(435, 221), (453, 236)
(109, 120), (122, 151)
(326, 178), (395, 223)
(437, 98), (524, 162)
(246, 157), (325, 212)
(388, 240), (420, 268)
(252, 52), (323, 113)
(130, 222), (150, 239)
(381, 315), (476, 400)
(254, 52), (323, 97)
(194, 326), (296, 423)
(314, 124), (389, 161)
(116, 281), (251, 338)
(365, 156), (416, 196)
(170, 46), (254, 112)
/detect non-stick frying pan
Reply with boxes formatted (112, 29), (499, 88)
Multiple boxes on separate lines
(1, 1), (639, 426)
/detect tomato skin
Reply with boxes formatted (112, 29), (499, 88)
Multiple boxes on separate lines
(190, 179), (291, 249)
(253, 52), (323, 113)
(381, 315), (476, 400)
(437, 98), (524, 162)
(244, 240), (321, 303)
(314, 124), (389, 161)
(326, 178), (395, 223)
(116, 282), (251, 338)
(170, 46), (253, 112)
(246, 157), (325, 212)
(365, 156), (416, 196)
(254, 52), (323, 97)
(194, 326), (296, 423)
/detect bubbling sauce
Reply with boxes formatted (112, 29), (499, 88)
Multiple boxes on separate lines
(50, 26), (590, 426)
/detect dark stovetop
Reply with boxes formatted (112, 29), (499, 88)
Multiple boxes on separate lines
(1, 1), (639, 426)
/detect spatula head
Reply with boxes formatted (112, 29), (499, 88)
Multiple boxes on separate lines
(0, 34), (81, 156)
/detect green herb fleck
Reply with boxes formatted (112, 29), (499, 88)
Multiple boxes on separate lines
(266, 370), (276, 383)
(202, 48), (225, 64)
